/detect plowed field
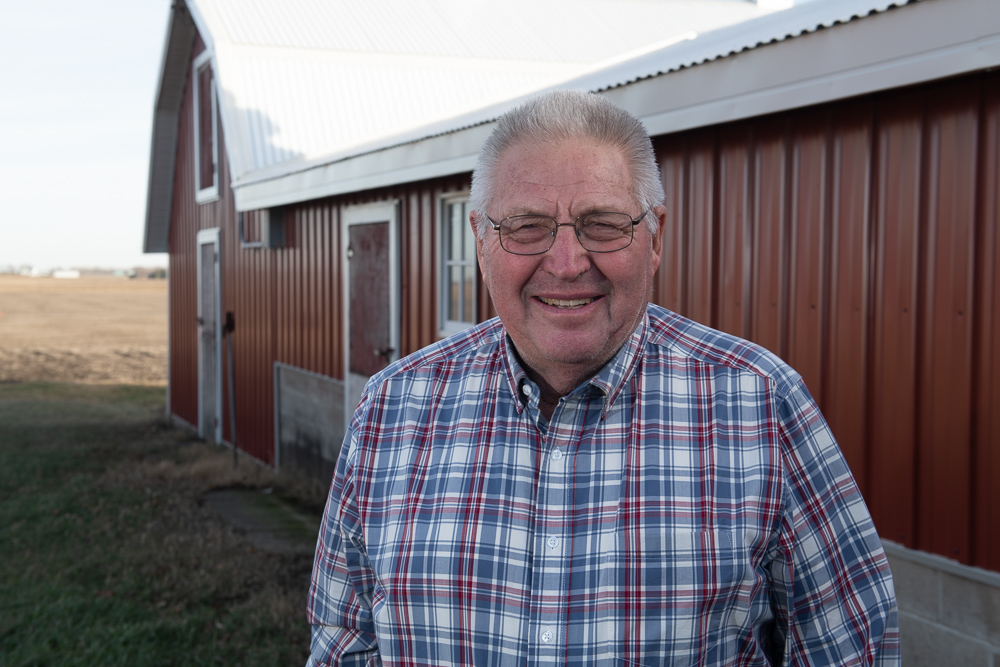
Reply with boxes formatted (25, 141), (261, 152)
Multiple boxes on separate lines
(0, 275), (167, 384)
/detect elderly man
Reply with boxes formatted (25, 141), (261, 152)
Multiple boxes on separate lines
(307, 90), (899, 666)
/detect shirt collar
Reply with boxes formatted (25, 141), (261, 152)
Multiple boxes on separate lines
(499, 309), (649, 418)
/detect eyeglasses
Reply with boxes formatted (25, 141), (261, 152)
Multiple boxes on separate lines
(488, 210), (648, 255)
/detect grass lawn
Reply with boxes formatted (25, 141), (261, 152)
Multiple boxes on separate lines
(0, 383), (316, 666)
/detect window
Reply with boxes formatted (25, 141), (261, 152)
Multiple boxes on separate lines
(440, 196), (477, 335)
(238, 207), (286, 249)
(193, 50), (219, 203)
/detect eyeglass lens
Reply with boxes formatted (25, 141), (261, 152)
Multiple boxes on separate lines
(499, 213), (635, 254)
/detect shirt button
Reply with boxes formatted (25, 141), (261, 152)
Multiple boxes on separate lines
(541, 630), (554, 644)
(551, 449), (563, 461)
(547, 536), (559, 549)
(521, 384), (533, 396)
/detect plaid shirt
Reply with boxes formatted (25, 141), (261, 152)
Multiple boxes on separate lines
(307, 304), (899, 666)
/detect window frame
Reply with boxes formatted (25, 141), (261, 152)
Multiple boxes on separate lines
(438, 194), (478, 336)
(192, 50), (220, 204)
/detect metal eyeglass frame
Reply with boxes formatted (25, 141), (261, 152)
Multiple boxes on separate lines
(487, 210), (649, 256)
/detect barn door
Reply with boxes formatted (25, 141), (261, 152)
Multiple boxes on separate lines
(196, 228), (222, 443)
(343, 201), (399, 418)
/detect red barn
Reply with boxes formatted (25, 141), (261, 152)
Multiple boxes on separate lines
(145, 0), (1000, 661)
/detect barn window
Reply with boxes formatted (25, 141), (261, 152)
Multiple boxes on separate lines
(440, 196), (477, 335)
(193, 51), (219, 204)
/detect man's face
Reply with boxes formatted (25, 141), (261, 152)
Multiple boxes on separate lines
(473, 137), (665, 387)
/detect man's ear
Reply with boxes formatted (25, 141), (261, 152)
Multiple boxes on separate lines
(648, 205), (667, 273)
(469, 210), (487, 272)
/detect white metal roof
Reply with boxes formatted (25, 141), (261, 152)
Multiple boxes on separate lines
(228, 0), (1000, 213)
(227, 0), (920, 190)
(189, 0), (779, 181)
(146, 0), (1000, 252)
(567, 0), (915, 92)
(145, 0), (791, 252)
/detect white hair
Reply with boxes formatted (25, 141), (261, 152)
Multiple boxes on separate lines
(469, 90), (665, 237)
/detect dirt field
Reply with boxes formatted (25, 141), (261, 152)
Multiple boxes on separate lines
(0, 275), (167, 384)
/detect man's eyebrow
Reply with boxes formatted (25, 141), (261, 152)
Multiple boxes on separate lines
(497, 207), (556, 218)
(501, 203), (629, 217)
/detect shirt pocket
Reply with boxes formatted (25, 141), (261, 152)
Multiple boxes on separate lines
(600, 529), (745, 666)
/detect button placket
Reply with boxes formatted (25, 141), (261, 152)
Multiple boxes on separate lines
(522, 373), (627, 663)
(528, 400), (582, 660)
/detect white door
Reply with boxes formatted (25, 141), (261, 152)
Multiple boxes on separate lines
(197, 228), (222, 443)
(343, 201), (399, 418)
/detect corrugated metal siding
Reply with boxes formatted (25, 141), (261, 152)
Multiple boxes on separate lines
(976, 82), (1000, 568)
(222, 207), (273, 466)
(261, 175), (473, 455)
(651, 71), (1000, 571)
(169, 36), (215, 432)
(171, 36), (273, 461)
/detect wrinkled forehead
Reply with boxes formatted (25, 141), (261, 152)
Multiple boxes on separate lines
(491, 138), (638, 214)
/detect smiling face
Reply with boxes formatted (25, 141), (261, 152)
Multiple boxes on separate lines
(473, 137), (665, 394)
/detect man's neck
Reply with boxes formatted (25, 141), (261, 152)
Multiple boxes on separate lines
(528, 373), (568, 421)
(518, 355), (606, 421)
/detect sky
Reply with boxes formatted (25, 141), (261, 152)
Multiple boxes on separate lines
(0, 0), (171, 271)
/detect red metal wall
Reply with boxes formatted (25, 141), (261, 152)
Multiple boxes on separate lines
(168, 37), (233, 433)
(222, 180), (471, 465)
(653, 72), (1000, 571)
(168, 37), (998, 570)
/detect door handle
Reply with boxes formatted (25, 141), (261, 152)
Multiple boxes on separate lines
(373, 347), (395, 359)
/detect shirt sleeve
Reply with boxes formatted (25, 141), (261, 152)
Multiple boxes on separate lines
(306, 422), (382, 667)
(768, 378), (900, 666)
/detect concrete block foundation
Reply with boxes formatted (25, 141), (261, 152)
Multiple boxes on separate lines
(884, 541), (1000, 666)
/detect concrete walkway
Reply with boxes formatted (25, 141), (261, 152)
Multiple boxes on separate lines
(203, 487), (321, 555)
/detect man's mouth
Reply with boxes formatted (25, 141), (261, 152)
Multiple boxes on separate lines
(538, 296), (596, 308)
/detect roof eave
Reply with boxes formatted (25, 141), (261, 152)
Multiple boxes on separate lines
(143, 2), (198, 254)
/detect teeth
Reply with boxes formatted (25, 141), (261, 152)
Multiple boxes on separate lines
(539, 297), (594, 308)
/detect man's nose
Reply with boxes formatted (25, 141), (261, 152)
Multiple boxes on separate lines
(543, 222), (591, 278)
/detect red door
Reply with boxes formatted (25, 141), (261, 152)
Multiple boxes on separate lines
(343, 201), (399, 416)
(349, 222), (392, 378)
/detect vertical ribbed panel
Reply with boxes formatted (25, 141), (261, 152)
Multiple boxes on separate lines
(869, 92), (921, 549)
(917, 84), (978, 563)
(716, 127), (752, 341)
(825, 104), (872, 493)
(169, 35), (209, 433)
(786, 111), (827, 406)
(975, 83), (1000, 570)
(650, 71), (1000, 571)
(750, 120), (789, 360)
